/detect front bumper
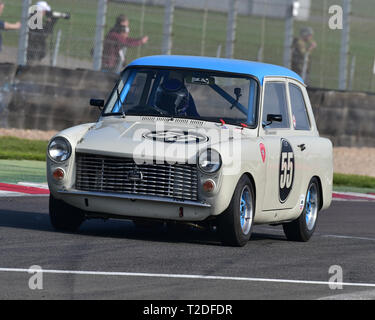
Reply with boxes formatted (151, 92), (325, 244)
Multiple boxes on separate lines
(56, 189), (212, 221)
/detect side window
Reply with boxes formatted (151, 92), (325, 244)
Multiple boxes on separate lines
(262, 82), (290, 129)
(289, 84), (311, 130)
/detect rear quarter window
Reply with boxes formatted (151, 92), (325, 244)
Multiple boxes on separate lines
(289, 84), (311, 131)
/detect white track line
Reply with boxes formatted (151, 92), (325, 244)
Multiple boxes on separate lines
(1, 268), (375, 288)
(0, 191), (24, 197)
(254, 229), (375, 242)
(333, 192), (375, 200)
(332, 198), (371, 202)
(0, 192), (48, 198)
(318, 289), (375, 300)
(17, 182), (49, 189)
(322, 234), (375, 242)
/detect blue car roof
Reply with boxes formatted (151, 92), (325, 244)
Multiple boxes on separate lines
(128, 55), (304, 85)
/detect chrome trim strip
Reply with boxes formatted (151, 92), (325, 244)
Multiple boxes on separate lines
(58, 189), (211, 208)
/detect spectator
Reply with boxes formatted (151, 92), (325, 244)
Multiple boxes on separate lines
(291, 27), (317, 83)
(27, 1), (57, 64)
(102, 14), (148, 72)
(0, 1), (21, 52)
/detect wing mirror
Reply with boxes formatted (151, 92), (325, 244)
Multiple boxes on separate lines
(263, 114), (283, 128)
(90, 99), (105, 109)
(267, 114), (282, 123)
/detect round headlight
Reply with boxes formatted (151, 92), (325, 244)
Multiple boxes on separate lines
(198, 149), (222, 174)
(48, 137), (71, 162)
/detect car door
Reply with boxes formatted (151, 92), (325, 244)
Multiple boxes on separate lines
(259, 78), (304, 215)
(286, 79), (318, 200)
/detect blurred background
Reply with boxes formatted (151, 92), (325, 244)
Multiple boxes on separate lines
(0, 0), (375, 187)
(0, 0), (373, 92)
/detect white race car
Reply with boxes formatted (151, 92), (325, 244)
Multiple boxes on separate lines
(47, 55), (333, 246)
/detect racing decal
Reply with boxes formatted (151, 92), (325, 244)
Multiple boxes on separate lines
(259, 143), (266, 163)
(279, 138), (295, 203)
(299, 194), (305, 211)
(292, 115), (297, 129)
(143, 131), (208, 144)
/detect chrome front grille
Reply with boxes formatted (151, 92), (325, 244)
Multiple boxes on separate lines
(75, 153), (198, 201)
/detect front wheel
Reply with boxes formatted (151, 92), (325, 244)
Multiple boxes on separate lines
(283, 177), (320, 242)
(49, 194), (85, 232)
(217, 175), (255, 247)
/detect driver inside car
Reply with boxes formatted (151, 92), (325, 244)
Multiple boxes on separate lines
(154, 78), (199, 117)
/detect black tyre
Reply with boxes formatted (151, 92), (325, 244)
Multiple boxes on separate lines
(217, 175), (255, 247)
(283, 177), (320, 242)
(49, 194), (85, 232)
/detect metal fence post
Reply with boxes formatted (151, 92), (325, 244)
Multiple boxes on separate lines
(257, 1), (267, 62)
(283, 0), (294, 69)
(17, 0), (32, 66)
(93, 0), (107, 71)
(338, 0), (351, 90)
(348, 55), (356, 90)
(137, 0), (146, 58)
(51, 29), (62, 67)
(162, 0), (175, 55)
(216, 44), (222, 58)
(301, 52), (310, 82)
(370, 57), (375, 91)
(201, 0), (208, 56)
(226, 0), (238, 59)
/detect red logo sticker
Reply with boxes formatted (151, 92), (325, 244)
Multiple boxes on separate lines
(259, 143), (266, 163)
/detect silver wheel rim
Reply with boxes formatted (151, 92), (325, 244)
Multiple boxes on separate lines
(305, 183), (318, 231)
(239, 185), (253, 235)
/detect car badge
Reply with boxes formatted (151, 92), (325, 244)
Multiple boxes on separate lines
(127, 169), (143, 182)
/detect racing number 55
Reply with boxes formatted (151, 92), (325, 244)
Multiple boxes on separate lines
(280, 152), (294, 189)
(279, 139), (295, 203)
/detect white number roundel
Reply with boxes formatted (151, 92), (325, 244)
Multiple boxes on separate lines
(279, 139), (295, 202)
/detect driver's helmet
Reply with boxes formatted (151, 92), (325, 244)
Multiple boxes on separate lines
(154, 78), (189, 115)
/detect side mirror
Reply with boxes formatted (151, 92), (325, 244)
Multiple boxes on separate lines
(90, 99), (104, 109)
(266, 114), (282, 123)
(263, 114), (283, 128)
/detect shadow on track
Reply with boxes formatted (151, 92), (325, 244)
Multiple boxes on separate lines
(0, 208), (287, 246)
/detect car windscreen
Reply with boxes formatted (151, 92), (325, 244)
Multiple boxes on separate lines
(103, 68), (259, 127)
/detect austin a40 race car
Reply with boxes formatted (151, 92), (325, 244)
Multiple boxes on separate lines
(47, 55), (333, 246)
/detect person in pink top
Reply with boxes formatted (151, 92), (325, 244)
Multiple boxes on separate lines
(102, 14), (148, 72)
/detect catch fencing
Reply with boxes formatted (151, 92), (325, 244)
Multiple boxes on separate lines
(0, 0), (374, 92)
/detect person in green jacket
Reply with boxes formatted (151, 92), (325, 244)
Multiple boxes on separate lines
(291, 27), (317, 83)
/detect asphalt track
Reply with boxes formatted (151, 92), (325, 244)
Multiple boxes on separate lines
(0, 196), (374, 300)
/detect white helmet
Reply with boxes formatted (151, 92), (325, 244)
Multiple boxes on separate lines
(36, 1), (51, 12)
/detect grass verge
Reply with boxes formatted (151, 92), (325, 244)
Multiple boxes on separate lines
(0, 136), (375, 193)
(0, 159), (46, 184)
(333, 173), (375, 192)
(0, 137), (48, 161)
